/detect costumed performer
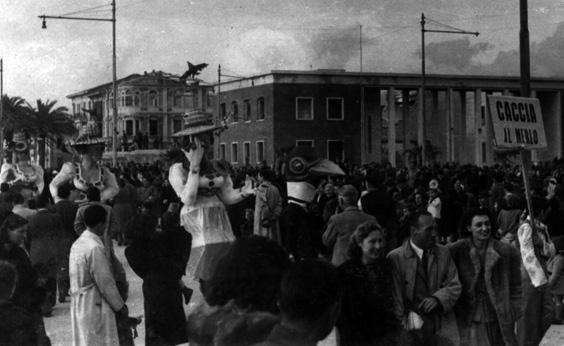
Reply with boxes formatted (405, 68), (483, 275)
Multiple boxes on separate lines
(168, 112), (255, 292)
(0, 131), (44, 201)
(280, 146), (345, 260)
(49, 121), (119, 204)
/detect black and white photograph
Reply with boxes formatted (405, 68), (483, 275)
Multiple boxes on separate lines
(1, 0), (564, 345)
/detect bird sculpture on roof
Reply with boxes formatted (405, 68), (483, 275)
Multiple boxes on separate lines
(180, 61), (209, 81)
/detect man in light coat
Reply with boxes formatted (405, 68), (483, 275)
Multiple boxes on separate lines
(388, 211), (461, 346)
(253, 166), (283, 244)
(69, 204), (128, 346)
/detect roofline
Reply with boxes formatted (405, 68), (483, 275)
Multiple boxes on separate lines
(214, 69), (564, 87)
(66, 74), (142, 99)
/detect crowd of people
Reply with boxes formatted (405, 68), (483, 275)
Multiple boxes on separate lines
(3, 122), (564, 345)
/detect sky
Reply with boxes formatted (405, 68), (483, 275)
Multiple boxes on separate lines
(2, 0), (564, 109)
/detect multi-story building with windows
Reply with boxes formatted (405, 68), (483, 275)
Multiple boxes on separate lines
(67, 70), (214, 162)
(216, 69), (564, 167)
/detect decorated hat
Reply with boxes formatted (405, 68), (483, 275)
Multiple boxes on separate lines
(70, 121), (106, 147)
(171, 110), (226, 138)
(12, 131), (29, 152)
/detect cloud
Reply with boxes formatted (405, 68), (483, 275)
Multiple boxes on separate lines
(418, 21), (564, 78)
(416, 38), (493, 73)
(307, 25), (372, 70)
(221, 28), (309, 74)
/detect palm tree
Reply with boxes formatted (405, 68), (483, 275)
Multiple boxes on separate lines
(0, 95), (34, 161)
(27, 99), (76, 167)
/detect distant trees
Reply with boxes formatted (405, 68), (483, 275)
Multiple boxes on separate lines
(0, 95), (76, 166)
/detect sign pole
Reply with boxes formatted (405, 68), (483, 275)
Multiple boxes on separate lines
(519, 147), (535, 221)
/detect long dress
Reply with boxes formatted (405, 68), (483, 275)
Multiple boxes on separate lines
(69, 230), (124, 346)
(169, 162), (235, 282)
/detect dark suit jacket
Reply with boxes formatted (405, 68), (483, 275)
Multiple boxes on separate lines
(449, 238), (522, 346)
(322, 207), (377, 265)
(280, 203), (320, 260)
(27, 209), (63, 277)
(50, 199), (79, 240)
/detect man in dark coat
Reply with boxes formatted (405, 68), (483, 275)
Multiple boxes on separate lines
(360, 169), (398, 248)
(322, 185), (377, 266)
(49, 183), (78, 302)
(449, 208), (522, 346)
(125, 214), (191, 345)
(27, 194), (63, 316)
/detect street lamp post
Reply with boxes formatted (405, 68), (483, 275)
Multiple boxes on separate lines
(39, 0), (118, 167)
(420, 13), (479, 166)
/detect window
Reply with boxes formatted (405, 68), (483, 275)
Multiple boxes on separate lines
(296, 97), (313, 120)
(174, 91), (183, 107)
(173, 118), (182, 134)
(256, 141), (265, 163)
(220, 103), (226, 120)
(296, 140), (314, 147)
(72, 103), (76, 115)
(120, 92), (125, 107)
(327, 97), (344, 120)
(482, 142), (486, 163)
(134, 92), (140, 106)
(125, 120), (133, 135)
(220, 143), (227, 160)
(140, 92), (147, 110)
(149, 119), (158, 136)
(231, 142), (239, 163)
(244, 142), (251, 164)
(148, 90), (159, 107)
(327, 140), (344, 163)
(125, 90), (133, 106)
(257, 97), (265, 120)
(231, 102), (239, 122)
(243, 100), (251, 121)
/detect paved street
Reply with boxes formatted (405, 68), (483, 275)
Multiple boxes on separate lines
(44, 242), (202, 346)
(43, 241), (338, 346)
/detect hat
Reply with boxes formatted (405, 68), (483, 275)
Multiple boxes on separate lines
(12, 131), (29, 152)
(171, 111), (226, 138)
(70, 121), (106, 147)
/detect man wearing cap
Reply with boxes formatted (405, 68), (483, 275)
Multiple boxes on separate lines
(322, 185), (377, 266)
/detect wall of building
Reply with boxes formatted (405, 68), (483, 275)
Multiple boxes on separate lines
(272, 83), (363, 164)
(213, 84), (275, 166)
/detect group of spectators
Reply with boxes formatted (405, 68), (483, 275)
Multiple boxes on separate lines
(2, 155), (564, 345)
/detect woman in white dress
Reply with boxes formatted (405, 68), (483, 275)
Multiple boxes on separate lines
(168, 113), (255, 291)
(0, 131), (44, 201)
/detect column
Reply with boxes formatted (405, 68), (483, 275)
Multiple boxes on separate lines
(474, 89), (482, 166)
(402, 89), (411, 166)
(387, 87), (397, 167)
(417, 87), (424, 150)
(447, 88), (454, 162)
(163, 113), (169, 146)
(457, 91), (467, 163)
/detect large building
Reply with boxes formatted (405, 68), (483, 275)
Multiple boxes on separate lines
(67, 70), (214, 162)
(216, 70), (564, 167)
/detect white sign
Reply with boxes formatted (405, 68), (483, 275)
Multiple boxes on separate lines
(487, 95), (547, 149)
